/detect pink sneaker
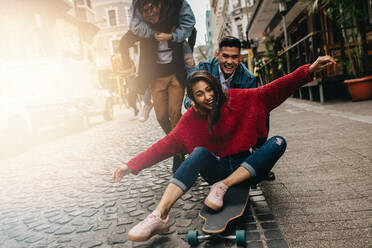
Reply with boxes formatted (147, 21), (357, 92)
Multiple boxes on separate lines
(204, 182), (228, 211)
(128, 210), (170, 242)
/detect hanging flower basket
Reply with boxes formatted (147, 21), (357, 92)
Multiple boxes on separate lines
(344, 75), (372, 101)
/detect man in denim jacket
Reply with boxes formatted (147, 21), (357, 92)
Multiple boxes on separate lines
(184, 36), (256, 109)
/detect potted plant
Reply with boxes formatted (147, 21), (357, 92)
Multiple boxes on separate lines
(260, 36), (286, 80)
(305, 0), (372, 100)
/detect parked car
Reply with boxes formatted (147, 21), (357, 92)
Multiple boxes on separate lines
(60, 60), (114, 127)
(0, 58), (114, 151)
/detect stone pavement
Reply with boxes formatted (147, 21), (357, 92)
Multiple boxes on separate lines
(262, 98), (372, 248)
(0, 97), (371, 248)
(0, 106), (286, 248)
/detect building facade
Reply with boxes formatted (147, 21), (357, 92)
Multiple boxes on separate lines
(0, 0), (97, 61)
(205, 10), (213, 57)
(209, 0), (227, 53)
(91, 0), (133, 70)
(247, 0), (372, 102)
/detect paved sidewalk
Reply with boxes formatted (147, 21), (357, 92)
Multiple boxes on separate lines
(261, 98), (372, 248)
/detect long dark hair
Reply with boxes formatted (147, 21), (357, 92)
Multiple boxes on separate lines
(186, 71), (227, 132)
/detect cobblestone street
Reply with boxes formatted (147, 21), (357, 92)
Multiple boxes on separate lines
(0, 107), (285, 248)
(0, 98), (371, 248)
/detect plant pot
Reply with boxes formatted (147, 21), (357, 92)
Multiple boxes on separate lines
(344, 75), (372, 101)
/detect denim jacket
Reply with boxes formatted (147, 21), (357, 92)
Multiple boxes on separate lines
(184, 57), (257, 108)
(130, 0), (195, 43)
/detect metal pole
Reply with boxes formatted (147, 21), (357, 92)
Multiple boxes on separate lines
(244, 0), (253, 72)
(282, 14), (288, 48)
(282, 14), (291, 73)
(245, 0), (249, 24)
(279, 1), (290, 73)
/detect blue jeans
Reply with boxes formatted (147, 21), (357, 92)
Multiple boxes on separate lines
(169, 136), (287, 192)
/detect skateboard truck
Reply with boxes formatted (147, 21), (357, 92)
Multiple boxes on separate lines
(187, 230), (246, 246)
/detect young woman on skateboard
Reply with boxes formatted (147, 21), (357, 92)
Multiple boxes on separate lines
(112, 56), (336, 242)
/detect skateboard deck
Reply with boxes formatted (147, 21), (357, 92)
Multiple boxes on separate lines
(199, 185), (250, 234)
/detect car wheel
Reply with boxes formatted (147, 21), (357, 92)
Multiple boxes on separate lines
(104, 101), (114, 121)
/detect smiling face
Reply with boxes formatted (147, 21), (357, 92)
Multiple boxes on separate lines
(192, 80), (215, 111)
(141, 2), (161, 24)
(216, 46), (241, 77)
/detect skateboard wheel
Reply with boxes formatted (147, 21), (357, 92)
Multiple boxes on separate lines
(187, 230), (199, 246)
(235, 230), (246, 245)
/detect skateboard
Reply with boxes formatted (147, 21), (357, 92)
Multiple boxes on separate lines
(187, 185), (250, 246)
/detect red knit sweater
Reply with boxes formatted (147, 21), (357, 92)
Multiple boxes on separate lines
(127, 65), (311, 174)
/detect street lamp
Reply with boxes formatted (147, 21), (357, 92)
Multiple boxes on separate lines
(276, 0), (291, 73)
(278, 0), (288, 49)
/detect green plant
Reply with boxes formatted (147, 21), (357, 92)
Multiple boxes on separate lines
(304, 0), (368, 78)
(262, 36), (286, 75)
(263, 36), (282, 62)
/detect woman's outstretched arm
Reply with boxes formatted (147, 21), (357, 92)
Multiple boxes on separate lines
(112, 131), (186, 183)
(257, 56), (336, 111)
(112, 111), (191, 182)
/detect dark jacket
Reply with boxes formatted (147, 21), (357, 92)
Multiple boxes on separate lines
(119, 0), (186, 94)
(184, 57), (257, 109)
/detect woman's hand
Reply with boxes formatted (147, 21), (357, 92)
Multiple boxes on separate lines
(112, 164), (132, 182)
(190, 100), (198, 113)
(308, 56), (336, 74)
(154, 32), (173, 41)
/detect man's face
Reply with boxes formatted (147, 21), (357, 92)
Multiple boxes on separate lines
(141, 2), (161, 24)
(216, 46), (241, 76)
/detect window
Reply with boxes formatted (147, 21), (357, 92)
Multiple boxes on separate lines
(124, 7), (130, 26)
(233, 0), (241, 9)
(111, 39), (120, 53)
(108, 9), (117, 26)
(237, 24), (243, 40)
(86, 0), (92, 9)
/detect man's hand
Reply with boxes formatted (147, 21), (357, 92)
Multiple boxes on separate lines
(112, 164), (132, 182)
(154, 32), (173, 41)
(190, 101), (198, 113)
(309, 56), (336, 74)
(191, 101), (208, 115)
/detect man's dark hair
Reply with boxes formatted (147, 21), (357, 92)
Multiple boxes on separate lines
(136, 0), (160, 12)
(135, 0), (181, 32)
(219, 36), (241, 52)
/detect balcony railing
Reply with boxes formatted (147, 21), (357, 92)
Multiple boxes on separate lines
(257, 30), (348, 86)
